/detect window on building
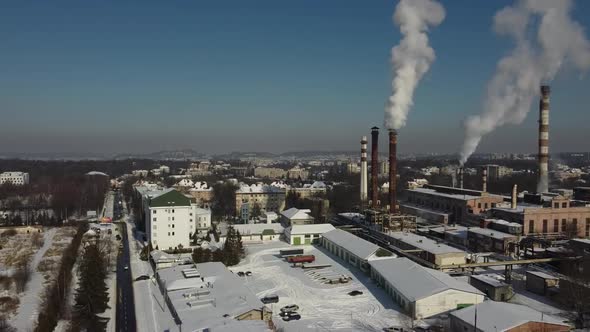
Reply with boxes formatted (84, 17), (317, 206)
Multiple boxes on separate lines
(478, 203), (481, 209)
(172, 232), (175, 236)
(586, 222), (590, 237)
(172, 217), (174, 221)
(152, 210), (157, 214)
(172, 209), (175, 213)
(529, 220), (534, 233)
(190, 213), (192, 216)
(553, 220), (559, 233)
(153, 218), (157, 222)
(562, 202), (567, 208)
(573, 219), (578, 232)
(554, 203), (559, 208)
(562, 219), (567, 232)
(168, 232), (170, 236)
(484, 203), (488, 209)
(542, 220), (548, 233)
(172, 224), (175, 228)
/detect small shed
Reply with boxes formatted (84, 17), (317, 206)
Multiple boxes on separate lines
(469, 274), (513, 302)
(526, 271), (559, 296)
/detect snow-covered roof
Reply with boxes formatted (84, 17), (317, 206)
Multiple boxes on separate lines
(289, 223), (335, 235)
(280, 207), (313, 220)
(468, 227), (517, 240)
(232, 223), (284, 236)
(470, 274), (507, 288)
(175, 179), (194, 187)
(236, 183), (286, 194)
(86, 171), (108, 176)
(158, 262), (266, 330)
(526, 270), (558, 280)
(150, 250), (178, 263)
(322, 229), (382, 260)
(369, 258), (482, 302)
(450, 301), (568, 331)
(389, 232), (465, 255)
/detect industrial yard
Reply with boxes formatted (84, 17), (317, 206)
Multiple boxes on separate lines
(231, 242), (407, 331)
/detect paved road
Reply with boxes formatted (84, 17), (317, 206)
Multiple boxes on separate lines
(116, 203), (137, 331)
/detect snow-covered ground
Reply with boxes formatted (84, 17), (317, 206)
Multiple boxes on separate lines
(9, 227), (57, 331)
(233, 242), (405, 331)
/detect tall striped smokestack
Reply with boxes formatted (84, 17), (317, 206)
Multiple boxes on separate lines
(482, 167), (488, 192)
(360, 136), (368, 203)
(389, 130), (397, 214)
(538, 85), (550, 193)
(459, 167), (464, 189)
(511, 184), (518, 209)
(371, 127), (379, 208)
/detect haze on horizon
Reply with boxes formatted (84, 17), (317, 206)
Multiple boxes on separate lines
(1, 0), (589, 156)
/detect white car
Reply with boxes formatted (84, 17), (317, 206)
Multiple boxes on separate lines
(124, 265), (129, 270)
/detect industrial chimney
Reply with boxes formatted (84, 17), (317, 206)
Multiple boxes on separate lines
(482, 166), (487, 193)
(511, 184), (518, 209)
(538, 85), (550, 193)
(371, 127), (379, 208)
(459, 167), (464, 189)
(360, 136), (368, 203)
(389, 130), (398, 214)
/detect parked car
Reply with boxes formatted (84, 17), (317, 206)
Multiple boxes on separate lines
(124, 265), (129, 270)
(237, 271), (245, 277)
(245, 271), (252, 276)
(348, 290), (363, 296)
(282, 313), (301, 321)
(383, 327), (405, 332)
(260, 295), (279, 304)
(135, 275), (150, 281)
(280, 305), (299, 313)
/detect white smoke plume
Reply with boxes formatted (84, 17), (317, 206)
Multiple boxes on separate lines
(459, 0), (590, 165)
(384, 0), (445, 130)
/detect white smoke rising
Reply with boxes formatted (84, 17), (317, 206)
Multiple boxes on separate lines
(459, 0), (590, 165)
(384, 0), (445, 130)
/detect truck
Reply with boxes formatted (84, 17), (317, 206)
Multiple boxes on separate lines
(280, 249), (304, 257)
(287, 255), (315, 264)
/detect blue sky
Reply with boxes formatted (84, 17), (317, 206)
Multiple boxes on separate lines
(0, 0), (589, 154)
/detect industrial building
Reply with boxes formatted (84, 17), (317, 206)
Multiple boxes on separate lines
(155, 262), (272, 331)
(284, 223), (335, 245)
(469, 274), (513, 301)
(221, 223), (284, 244)
(0, 171), (30, 185)
(321, 229), (394, 272)
(450, 301), (569, 332)
(491, 195), (590, 238)
(467, 227), (519, 255)
(387, 232), (466, 266)
(369, 258), (484, 319)
(403, 185), (505, 224)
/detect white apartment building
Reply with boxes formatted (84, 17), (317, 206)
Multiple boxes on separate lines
(144, 189), (211, 250)
(0, 172), (30, 185)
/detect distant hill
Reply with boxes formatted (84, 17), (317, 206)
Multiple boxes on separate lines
(113, 149), (207, 160)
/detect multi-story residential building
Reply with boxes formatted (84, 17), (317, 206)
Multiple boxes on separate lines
(187, 161), (212, 176)
(253, 167), (287, 179)
(287, 166), (309, 180)
(491, 196), (590, 238)
(289, 181), (327, 199)
(235, 183), (286, 220)
(188, 181), (214, 208)
(132, 169), (149, 177)
(481, 164), (513, 180)
(141, 188), (211, 250)
(0, 172), (30, 185)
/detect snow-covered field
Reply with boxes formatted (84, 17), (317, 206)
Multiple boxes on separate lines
(232, 242), (405, 332)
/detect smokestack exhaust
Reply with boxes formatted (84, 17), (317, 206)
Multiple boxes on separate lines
(360, 136), (368, 203)
(482, 167), (487, 193)
(371, 127), (379, 208)
(538, 85), (550, 193)
(511, 184), (518, 209)
(389, 130), (398, 214)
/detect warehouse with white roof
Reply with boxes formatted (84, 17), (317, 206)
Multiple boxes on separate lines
(369, 258), (484, 319)
(321, 229), (394, 272)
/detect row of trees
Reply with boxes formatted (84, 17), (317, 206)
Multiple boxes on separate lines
(71, 243), (110, 331)
(35, 223), (87, 332)
(192, 227), (244, 266)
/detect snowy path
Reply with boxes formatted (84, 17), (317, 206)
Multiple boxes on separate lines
(10, 228), (57, 331)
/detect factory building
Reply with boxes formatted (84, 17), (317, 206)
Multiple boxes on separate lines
(403, 185), (505, 225)
(526, 271), (559, 296)
(387, 232), (466, 266)
(450, 301), (569, 332)
(321, 229), (394, 273)
(284, 223), (335, 245)
(467, 227), (519, 255)
(369, 258), (484, 319)
(491, 196), (590, 238)
(280, 207), (314, 226)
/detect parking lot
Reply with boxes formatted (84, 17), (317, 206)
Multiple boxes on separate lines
(231, 242), (405, 331)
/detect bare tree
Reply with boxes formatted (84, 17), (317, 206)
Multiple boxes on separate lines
(13, 261), (31, 293)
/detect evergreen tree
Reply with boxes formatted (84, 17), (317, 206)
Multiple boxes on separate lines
(73, 244), (109, 331)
